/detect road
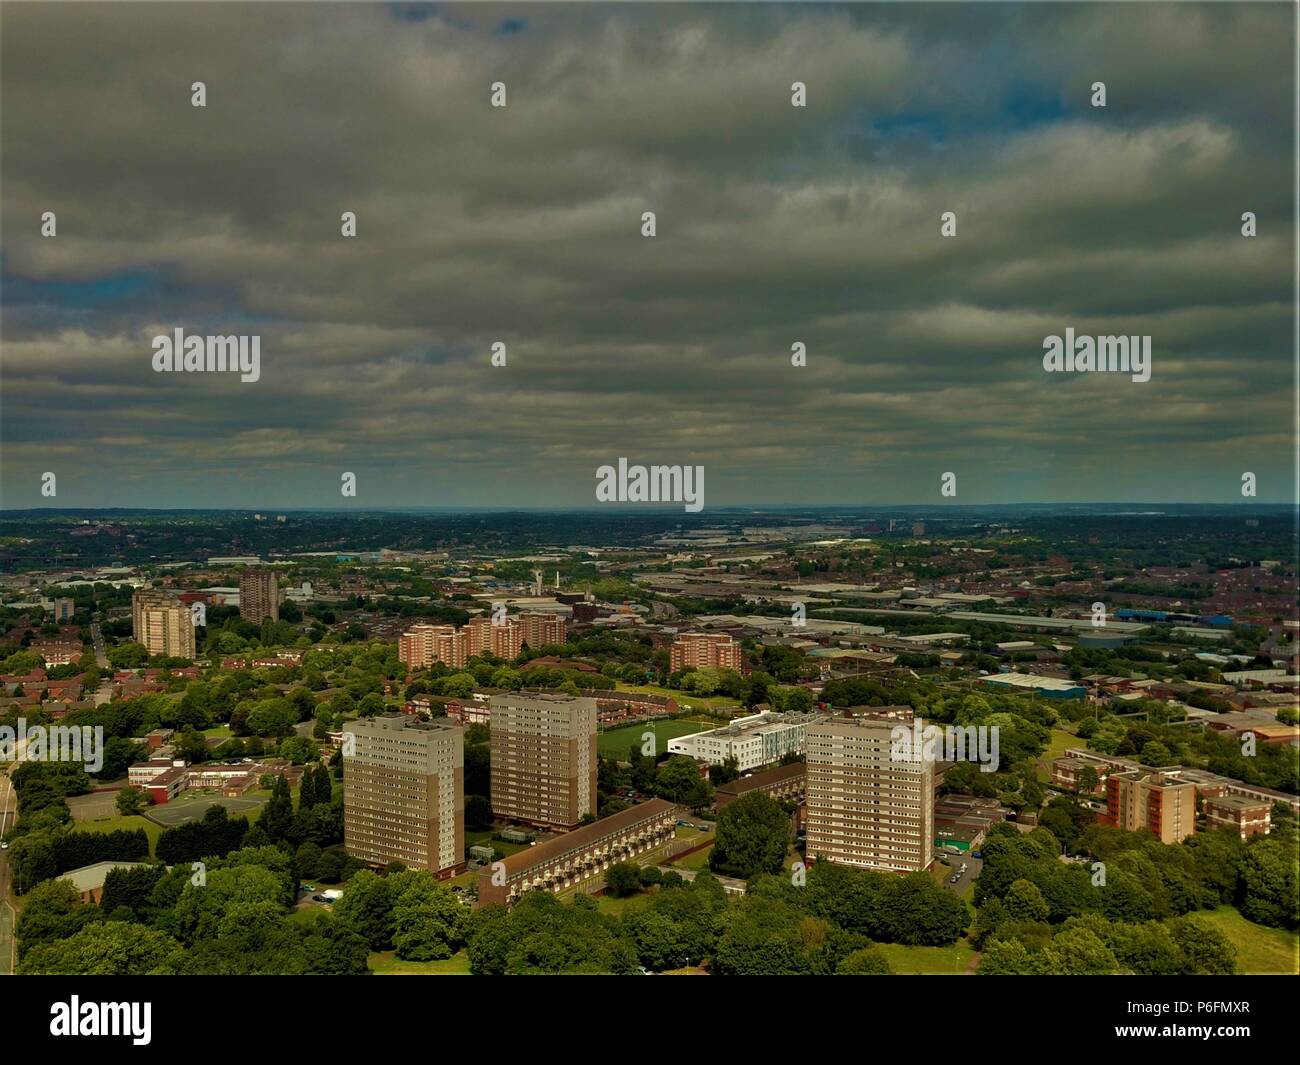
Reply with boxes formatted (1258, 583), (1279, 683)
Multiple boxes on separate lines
(90, 622), (110, 668)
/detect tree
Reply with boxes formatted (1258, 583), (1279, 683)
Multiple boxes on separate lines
(624, 908), (690, 972)
(1238, 838), (1300, 930)
(836, 947), (893, 975)
(333, 869), (398, 950)
(604, 862), (643, 898)
(1170, 915), (1237, 975)
(978, 938), (1039, 975)
(465, 794), (493, 832)
(708, 756), (740, 787)
(259, 774), (294, 842)
(392, 875), (468, 960)
(14, 879), (91, 957)
(173, 727), (209, 765)
(172, 865), (286, 945)
(19, 921), (179, 975)
(294, 841), (323, 881)
(1004, 878), (1050, 924)
(654, 755), (713, 809)
(710, 792), (791, 879)
(115, 786), (145, 817)
(100, 865), (167, 921)
(106, 642), (149, 670)
(1038, 926), (1119, 975)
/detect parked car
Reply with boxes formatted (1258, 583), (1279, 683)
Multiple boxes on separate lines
(311, 895), (326, 903)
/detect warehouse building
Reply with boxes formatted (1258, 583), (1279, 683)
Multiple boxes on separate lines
(981, 673), (1085, 699)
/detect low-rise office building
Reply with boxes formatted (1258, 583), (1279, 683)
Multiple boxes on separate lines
(668, 711), (824, 772)
(57, 861), (153, 904)
(1203, 794), (1271, 839)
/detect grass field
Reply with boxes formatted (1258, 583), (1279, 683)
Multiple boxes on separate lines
(1035, 727), (1080, 775)
(464, 830), (531, 858)
(673, 844), (714, 872)
(1194, 906), (1299, 975)
(369, 950), (472, 975)
(0, 899), (13, 976)
(72, 814), (165, 856)
(613, 683), (742, 713)
(874, 939), (978, 975)
(595, 892), (644, 917)
(598, 719), (712, 758)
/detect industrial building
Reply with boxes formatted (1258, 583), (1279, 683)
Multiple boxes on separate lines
(981, 672), (1085, 699)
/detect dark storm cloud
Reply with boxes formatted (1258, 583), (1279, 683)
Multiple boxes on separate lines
(0, 1), (1294, 509)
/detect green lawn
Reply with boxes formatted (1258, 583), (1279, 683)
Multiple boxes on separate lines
(72, 814), (165, 856)
(464, 830), (531, 858)
(613, 683), (741, 713)
(1193, 906), (1299, 975)
(0, 900), (13, 976)
(598, 719), (715, 758)
(673, 844), (714, 872)
(595, 892), (645, 917)
(874, 939), (978, 975)
(1035, 727), (1080, 775)
(369, 950), (472, 975)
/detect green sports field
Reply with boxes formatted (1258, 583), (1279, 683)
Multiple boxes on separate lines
(597, 719), (712, 758)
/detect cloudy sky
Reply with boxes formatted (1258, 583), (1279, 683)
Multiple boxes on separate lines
(1, 2), (1295, 509)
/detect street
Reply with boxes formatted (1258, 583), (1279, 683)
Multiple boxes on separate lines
(90, 621), (110, 668)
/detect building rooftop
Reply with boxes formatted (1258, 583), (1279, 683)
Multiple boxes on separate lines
(715, 761), (806, 796)
(1205, 794), (1271, 811)
(57, 861), (153, 893)
(493, 798), (677, 877)
(982, 672), (1083, 692)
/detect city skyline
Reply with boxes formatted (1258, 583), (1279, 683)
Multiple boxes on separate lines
(2, 2), (1296, 509)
